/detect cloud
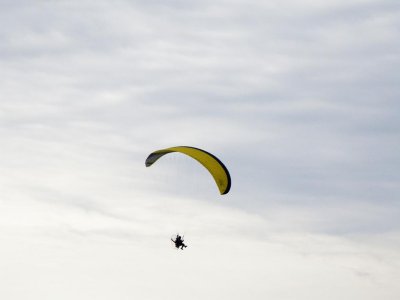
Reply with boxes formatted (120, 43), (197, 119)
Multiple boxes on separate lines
(0, 0), (399, 299)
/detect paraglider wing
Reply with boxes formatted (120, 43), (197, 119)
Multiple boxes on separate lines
(145, 146), (231, 195)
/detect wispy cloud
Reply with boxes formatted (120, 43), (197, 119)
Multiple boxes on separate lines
(0, 0), (399, 299)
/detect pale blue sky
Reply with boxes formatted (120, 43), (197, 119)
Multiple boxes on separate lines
(0, 0), (399, 299)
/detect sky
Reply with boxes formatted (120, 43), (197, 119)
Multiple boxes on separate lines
(0, 0), (399, 299)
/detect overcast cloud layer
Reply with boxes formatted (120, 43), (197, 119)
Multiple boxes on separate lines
(1, 0), (399, 299)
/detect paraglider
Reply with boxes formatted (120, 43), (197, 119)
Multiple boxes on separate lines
(171, 234), (187, 250)
(145, 146), (231, 195)
(145, 146), (231, 250)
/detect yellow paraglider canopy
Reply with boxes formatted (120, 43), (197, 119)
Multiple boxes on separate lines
(145, 146), (231, 195)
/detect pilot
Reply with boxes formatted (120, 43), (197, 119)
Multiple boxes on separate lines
(172, 235), (187, 250)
